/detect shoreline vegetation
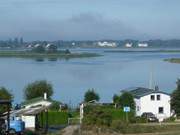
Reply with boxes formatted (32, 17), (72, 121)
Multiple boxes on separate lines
(0, 50), (101, 60)
(164, 58), (180, 64)
(104, 50), (180, 53)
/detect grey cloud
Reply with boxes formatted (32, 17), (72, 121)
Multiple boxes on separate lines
(0, 13), (161, 41)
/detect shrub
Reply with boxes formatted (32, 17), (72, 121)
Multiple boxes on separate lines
(129, 116), (147, 123)
(163, 116), (176, 122)
(83, 106), (112, 127)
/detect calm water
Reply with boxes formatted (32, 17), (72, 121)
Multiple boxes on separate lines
(0, 49), (180, 106)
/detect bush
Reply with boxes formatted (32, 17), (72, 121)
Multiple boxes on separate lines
(111, 120), (129, 132)
(163, 116), (176, 122)
(83, 106), (112, 127)
(129, 116), (147, 123)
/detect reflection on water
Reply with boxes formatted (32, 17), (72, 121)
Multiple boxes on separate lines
(0, 49), (180, 105)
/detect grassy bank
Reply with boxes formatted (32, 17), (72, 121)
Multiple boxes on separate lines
(164, 58), (180, 64)
(79, 123), (180, 135)
(0, 51), (101, 59)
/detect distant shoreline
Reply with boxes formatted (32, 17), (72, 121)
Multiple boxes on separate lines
(164, 58), (180, 64)
(104, 50), (180, 53)
(0, 51), (101, 59)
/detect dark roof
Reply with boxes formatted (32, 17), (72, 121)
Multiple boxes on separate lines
(122, 87), (170, 99)
(0, 100), (11, 104)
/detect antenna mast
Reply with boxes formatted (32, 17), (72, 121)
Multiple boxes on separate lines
(149, 65), (154, 89)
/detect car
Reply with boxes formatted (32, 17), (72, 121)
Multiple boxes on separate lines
(141, 112), (158, 122)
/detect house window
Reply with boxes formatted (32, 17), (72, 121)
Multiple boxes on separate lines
(137, 106), (140, 111)
(157, 95), (161, 100)
(150, 95), (155, 101)
(159, 107), (164, 114)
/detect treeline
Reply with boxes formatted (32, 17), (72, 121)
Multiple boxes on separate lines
(0, 37), (24, 48)
(1, 39), (180, 49)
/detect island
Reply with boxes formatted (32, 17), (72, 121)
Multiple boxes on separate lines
(164, 58), (180, 64)
(0, 50), (101, 60)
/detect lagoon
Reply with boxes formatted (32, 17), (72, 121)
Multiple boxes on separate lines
(0, 48), (180, 106)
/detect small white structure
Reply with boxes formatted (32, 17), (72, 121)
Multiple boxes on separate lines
(13, 94), (52, 130)
(123, 87), (171, 122)
(138, 43), (148, 47)
(125, 43), (133, 48)
(97, 41), (117, 47)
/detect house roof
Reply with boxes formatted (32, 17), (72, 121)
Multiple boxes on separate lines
(122, 87), (170, 99)
(21, 97), (50, 106)
(0, 100), (11, 104)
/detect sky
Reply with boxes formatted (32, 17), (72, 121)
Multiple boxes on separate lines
(0, 0), (180, 41)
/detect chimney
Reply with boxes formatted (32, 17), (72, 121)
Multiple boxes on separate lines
(155, 85), (159, 91)
(44, 93), (47, 100)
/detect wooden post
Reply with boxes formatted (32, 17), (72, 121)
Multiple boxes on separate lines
(41, 112), (44, 128)
(126, 112), (128, 122)
(45, 109), (48, 133)
(7, 103), (10, 135)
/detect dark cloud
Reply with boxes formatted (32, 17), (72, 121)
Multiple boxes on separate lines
(0, 13), (148, 41)
(0, 0), (179, 40)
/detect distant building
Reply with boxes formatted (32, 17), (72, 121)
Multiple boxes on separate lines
(72, 42), (75, 46)
(125, 43), (133, 48)
(46, 44), (58, 52)
(122, 87), (171, 122)
(138, 43), (148, 47)
(97, 41), (117, 47)
(34, 44), (41, 48)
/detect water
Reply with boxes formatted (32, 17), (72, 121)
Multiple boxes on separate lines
(0, 49), (180, 106)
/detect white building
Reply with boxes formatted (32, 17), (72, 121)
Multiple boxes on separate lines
(97, 41), (117, 47)
(123, 87), (171, 121)
(125, 43), (133, 48)
(138, 43), (148, 47)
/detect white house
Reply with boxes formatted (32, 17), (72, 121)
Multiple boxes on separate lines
(125, 43), (133, 48)
(97, 41), (117, 47)
(138, 43), (148, 47)
(123, 87), (171, 121)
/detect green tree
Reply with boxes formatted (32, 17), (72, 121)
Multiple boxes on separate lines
(24, 80), (53, 100)
(65, 49), (71, 54)
(49, 100), (61, 111)
(120, 92), (135, 110)
(0, 87), (13, 113)
(84, 89), (100, 102)
(113, 94), (120, 108)
(171, 79), (180, 116)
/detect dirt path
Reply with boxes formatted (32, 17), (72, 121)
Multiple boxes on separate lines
(60, 125), (79, 135)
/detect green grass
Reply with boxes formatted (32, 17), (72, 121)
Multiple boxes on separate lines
(47, 111), (68, 125)
(164, 58), (180, 64)
(101, 107), (133, 121)
(38, 111), (79, 125)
